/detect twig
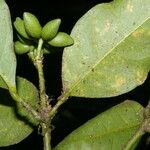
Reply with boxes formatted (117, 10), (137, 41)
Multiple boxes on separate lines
(35, 39), (51, 150)
(49, 92), (69, 120)
(42, 123), (51, 150)
(9, 90), (42, 121)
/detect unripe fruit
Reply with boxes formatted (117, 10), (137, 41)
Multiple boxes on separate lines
(14, 41), (34, 55)
(14, 17), (30, 39)
(48, 32), (74, 47)
(41, 19), (61, 41)
(23, 12), (42, 39)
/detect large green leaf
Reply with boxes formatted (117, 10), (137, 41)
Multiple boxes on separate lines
(0, 0), (16, 89)
(0, 77), (39, 146)
(54, 100), (144, 150)
(62, 0), (150, 98)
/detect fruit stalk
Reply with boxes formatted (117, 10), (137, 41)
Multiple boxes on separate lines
(35, 39), (51, 150)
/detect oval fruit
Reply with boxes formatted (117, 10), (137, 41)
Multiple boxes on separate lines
(48, 32), (74, 47)
(41, 19), (61, 41)
(14, 41), (34, 54)
(23, 12), (42, 39)
(14, 17), (30, 39)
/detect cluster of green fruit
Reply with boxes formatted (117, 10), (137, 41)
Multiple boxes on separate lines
(14, 12), (74, 55)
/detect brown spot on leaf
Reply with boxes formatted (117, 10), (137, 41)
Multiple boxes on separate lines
(82, 62), (86, 65)
(132, 29), (144, 38)
(92, 68), (94, 72)
(133, 22), (136, 25)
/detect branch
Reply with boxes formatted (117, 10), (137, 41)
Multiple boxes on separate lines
(35, 38), (48, 108)
(9, 90), (42, 121)
(42, 123), (51, 150)
(34, 39), (52, 150)
(49, 92), (69, 120)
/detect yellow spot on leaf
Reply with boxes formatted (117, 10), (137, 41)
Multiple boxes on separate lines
(95, 27), (100, 33)
(95, 81), (101, 87)
(104, 20), (110, 32)
(136, 70), (146, 85)
(112, 77), (126, 89)
(127, 1), (133, 12)
(132, 29), (144, 38)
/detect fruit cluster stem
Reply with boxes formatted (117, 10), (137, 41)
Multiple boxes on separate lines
(36, 39), (51, 150)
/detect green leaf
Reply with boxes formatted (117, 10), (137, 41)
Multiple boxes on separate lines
(54, 100), (144, 150)
(0, 77), (39, 146)
(62, 0), (150, 98)
(0, 0), (16, 90)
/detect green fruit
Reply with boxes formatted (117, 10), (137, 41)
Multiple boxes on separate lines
(41, 19), (61, 41)
(48, 32), (74, 47)
(23, 12), (42, 39)
(14, 41), (34, 54)
(14, 17), (30, 39)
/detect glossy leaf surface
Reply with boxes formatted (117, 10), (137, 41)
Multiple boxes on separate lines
(0, 77), (39, 146)
(54, 100), (144, 150)
(62, 0), (150, 97)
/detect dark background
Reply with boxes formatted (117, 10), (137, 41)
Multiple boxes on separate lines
(2, 0), (150, 149)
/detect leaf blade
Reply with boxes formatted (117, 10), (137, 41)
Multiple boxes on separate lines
(62, 0), (150, 97)
(0, 77), (39, 146)
(0, 0), (16, 89)
(54, 100), (144, 150)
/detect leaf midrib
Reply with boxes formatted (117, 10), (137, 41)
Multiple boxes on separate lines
(65, 17), (150, 97)
(58, 123), (141, 146)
